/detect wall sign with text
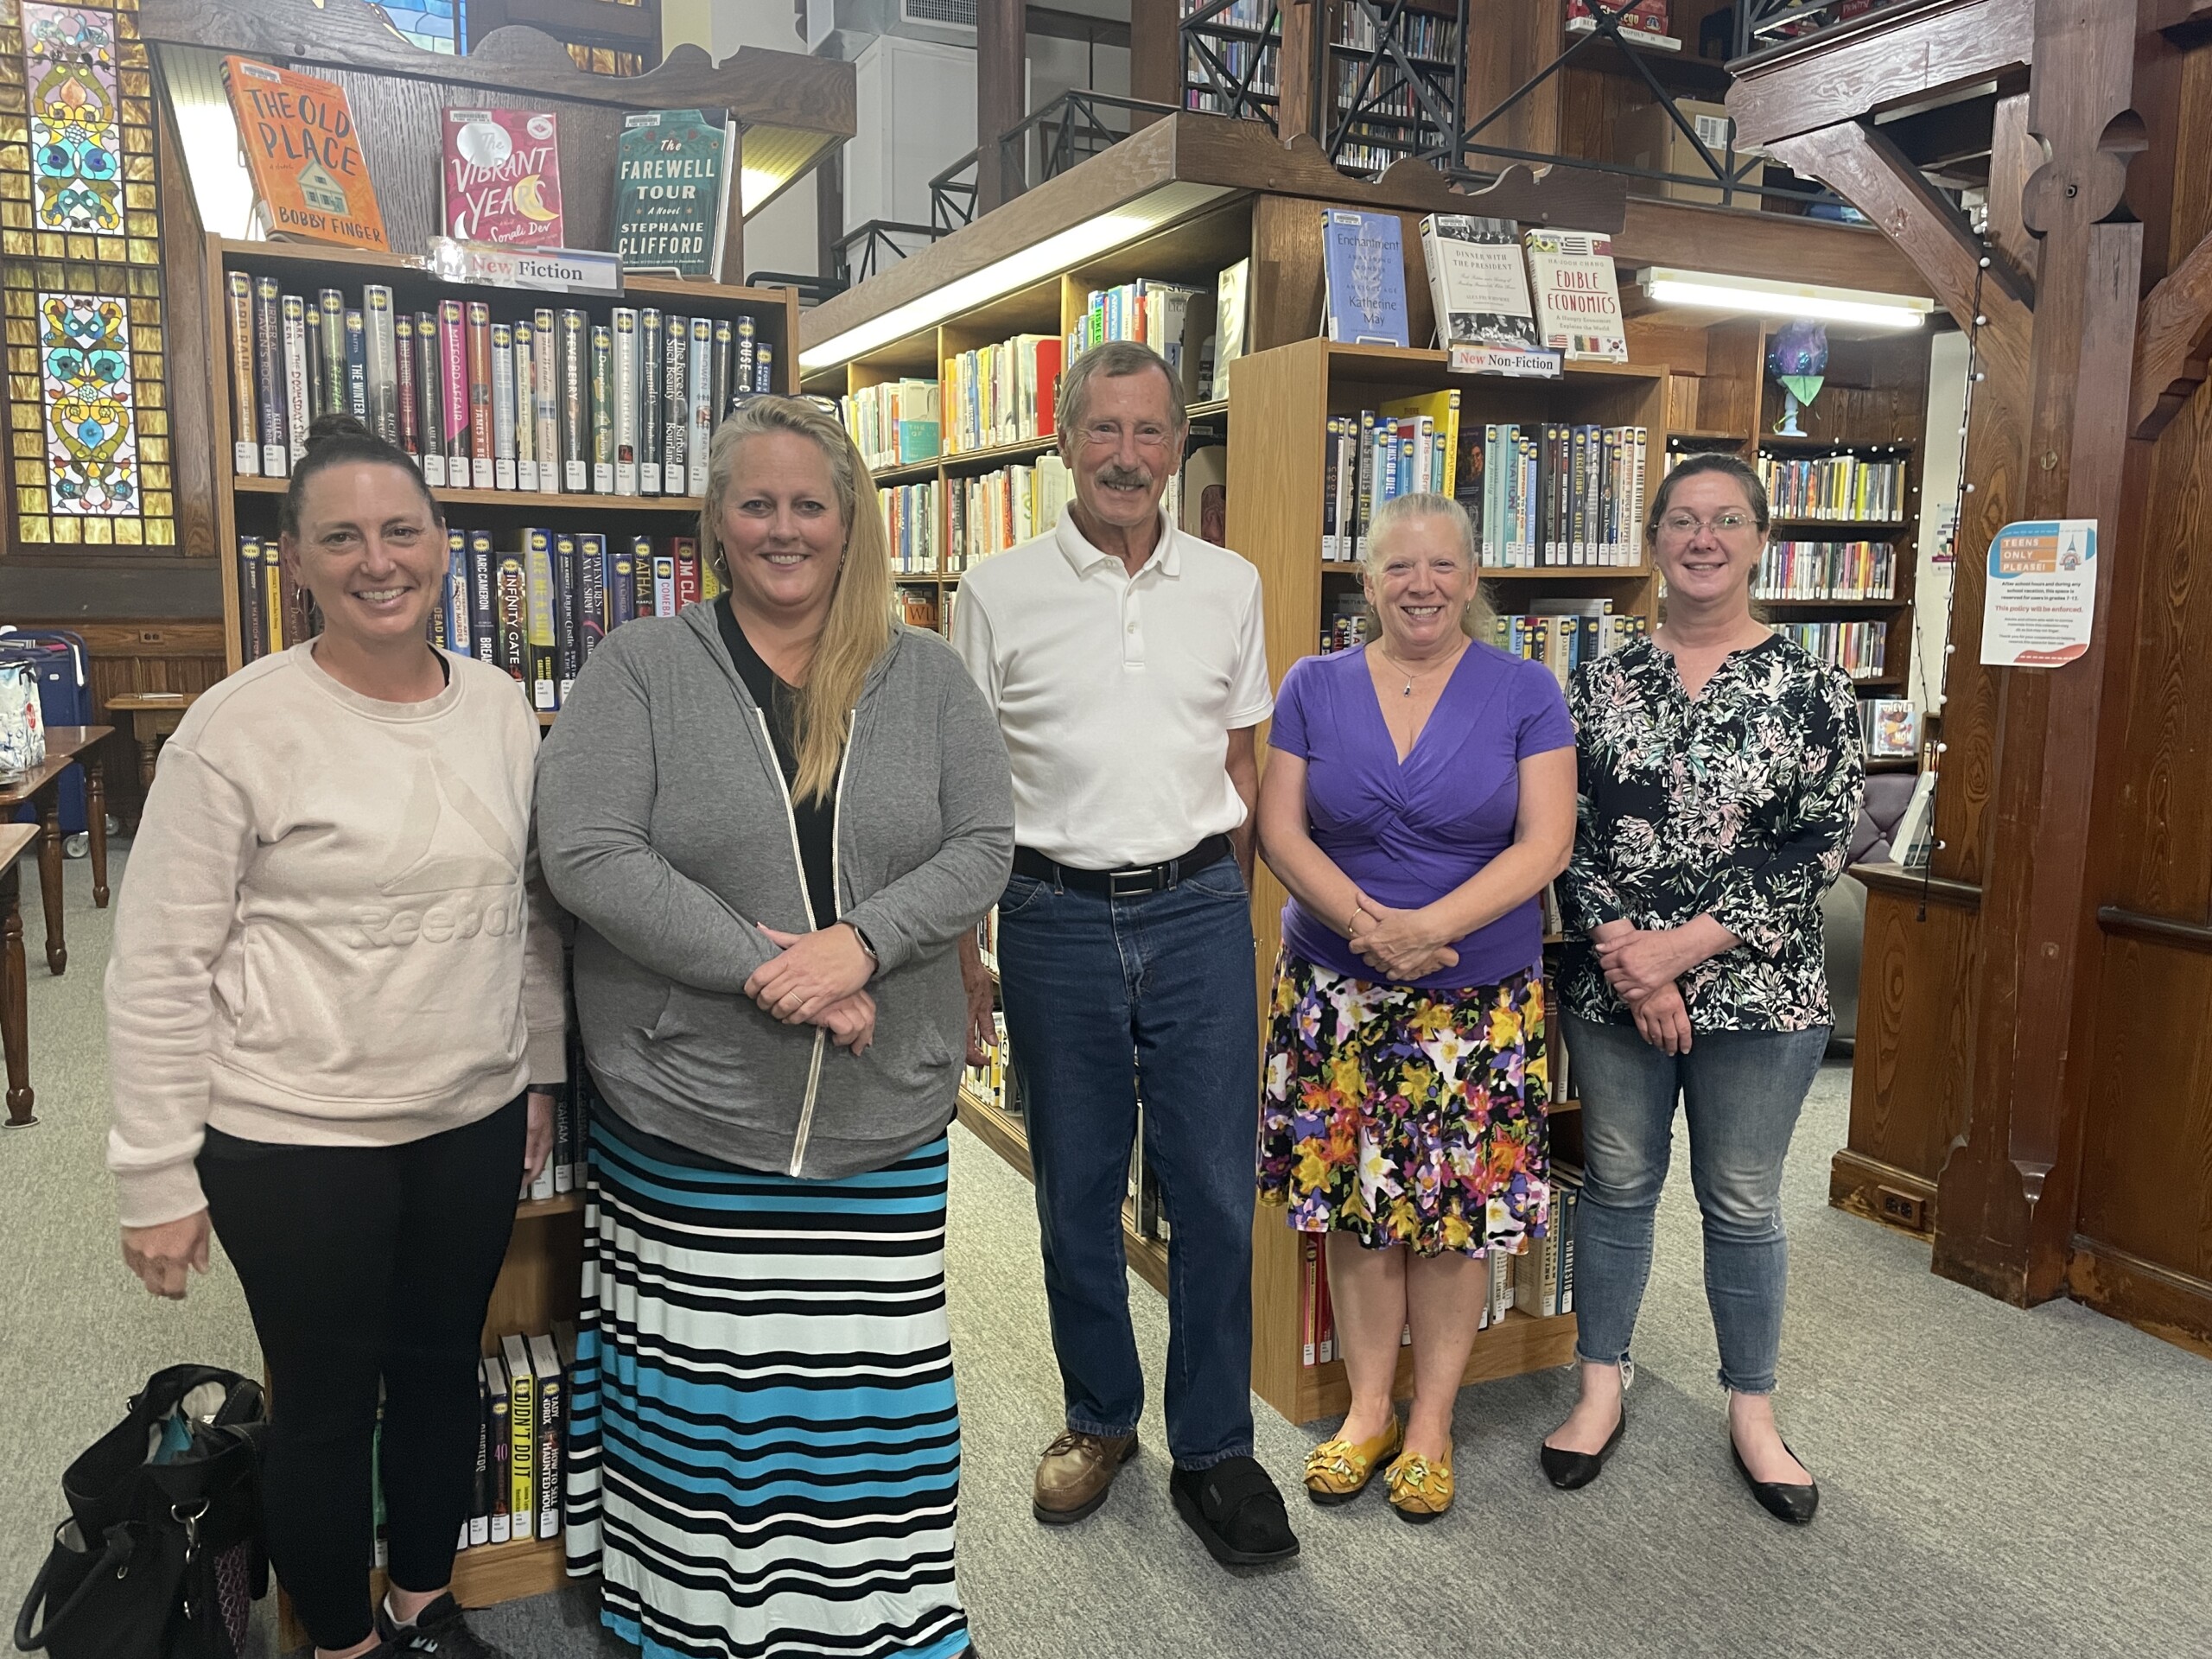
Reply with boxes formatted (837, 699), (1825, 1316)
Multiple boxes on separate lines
(1980, 518), (2097, 667)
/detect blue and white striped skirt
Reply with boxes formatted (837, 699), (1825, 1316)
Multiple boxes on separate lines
(565, 1113), (970, 1659)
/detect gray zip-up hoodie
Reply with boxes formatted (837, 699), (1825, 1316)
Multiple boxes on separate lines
(535, 604), (1014, 1179)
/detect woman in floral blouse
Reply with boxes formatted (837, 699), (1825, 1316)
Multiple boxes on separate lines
(1539, 453), (1862, 1526)
(1256, 493), (1575, 1523)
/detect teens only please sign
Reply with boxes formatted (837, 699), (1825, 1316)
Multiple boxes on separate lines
(222, 58), (391, 252)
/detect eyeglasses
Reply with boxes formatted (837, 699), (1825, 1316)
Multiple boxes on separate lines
(1656, 511), (1758, 537)
(1080, 419), (1178, 451)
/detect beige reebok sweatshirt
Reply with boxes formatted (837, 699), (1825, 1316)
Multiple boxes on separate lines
(106, 645), (567, 1228)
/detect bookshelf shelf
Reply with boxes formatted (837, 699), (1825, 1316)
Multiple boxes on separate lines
(1770, 518), (1910, 530)
(232, 476), (709, 515)
(1759, 434), (1918, 452)
(516, 1192), (585, 1221)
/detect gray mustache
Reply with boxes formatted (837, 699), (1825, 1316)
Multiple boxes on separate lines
(1097, 466), (1152, 490)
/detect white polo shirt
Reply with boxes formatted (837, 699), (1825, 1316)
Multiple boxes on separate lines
(951, 507), (1274, 869)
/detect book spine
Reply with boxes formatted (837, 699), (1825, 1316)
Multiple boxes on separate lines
(524, 529), (559, 709)
(280, 295), (310, 468)
(237, 537), (263, 661)
(491, 322), (518, 492)
(394, 315), (419, 460)
(513, 321), (537, 493)
(468, 530), (496, 664)
(467, 302), (495, 488)
(251, 276), (285, 476)
(495, 548), (529, 690)
(652, 552), (677, 618)
(688, 318), (715, 496)
(734, 316), (756, 410)
(551, 1079), (575, 1194)
(612, 308), (639, 495)
(631, 535), (655, 617)
(663, 315), (689, 496)
(639, 308), (663, 495)
(468, 1368), (491, 1548)
(533, 309), (561, 495)
(591, 324), (614, 494)
(674, 537), (700, 612)
(553, 531), (581, 703)
(414, 314), (445, 486)
(443, 529), (471, 656)
(535, 1363), (563, 1541)
(485, 1358), (511, 1544)
(364, 286), (397, 442)
(756, 342), (773, 394)
(559, 310), (588, 493)
(607, 537), (638, 628)
(503, 1339), (535, 1529)
(342, 308), (367, 420)
(303, 304), (324, 421)
(227, 271), (259, 475)
(440, 301), (470, 482)
(316, 289), (346, 417)
(579, 532), (607, 664)
(709, 317), (731, 427)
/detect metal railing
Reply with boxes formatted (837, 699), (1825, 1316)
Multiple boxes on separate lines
(1179, 0), (1281, 129)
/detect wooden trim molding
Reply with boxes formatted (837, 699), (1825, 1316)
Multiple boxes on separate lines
(2066, 1236), (2212, 1357)
(2129, 230), (2212, 440)
(1853, 859), (1982, 909)
(1831, 1149), (1939, 1237)
(2095, 905), (2212, 954)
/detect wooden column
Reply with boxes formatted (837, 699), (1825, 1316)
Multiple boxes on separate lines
(1276, 0), (1319, 141)
(1932, 0), (2147, 1306)
(1463, 0), (1561, 162)
(1128, 0), (1179, 125)
(977, 0), (1027, 213)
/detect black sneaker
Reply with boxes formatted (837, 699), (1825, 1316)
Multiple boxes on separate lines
(374, 1592), (512, 1657)
(1169, 1456), (1300, 1568)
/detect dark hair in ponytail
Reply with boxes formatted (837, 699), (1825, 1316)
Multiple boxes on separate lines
(279, 413), (442, 537)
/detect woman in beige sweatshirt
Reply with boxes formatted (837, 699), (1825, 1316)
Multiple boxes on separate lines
(105, 415), (565, 1659)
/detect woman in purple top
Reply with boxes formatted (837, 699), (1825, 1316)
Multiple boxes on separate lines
(1256, 492), (1576, 1522)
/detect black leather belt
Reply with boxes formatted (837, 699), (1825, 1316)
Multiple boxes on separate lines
(1013, 834), (1233, 898)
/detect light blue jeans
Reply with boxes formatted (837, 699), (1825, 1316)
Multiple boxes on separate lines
(1565, 1013), (1829, 1395)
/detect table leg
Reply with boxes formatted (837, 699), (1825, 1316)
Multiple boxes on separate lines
(35, 785), (64, 976)
(86, 760), (108, 908)
(1, 857), (31, 1127)
(133, 720), (158, 836)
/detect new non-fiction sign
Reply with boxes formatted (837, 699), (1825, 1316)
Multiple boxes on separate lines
(1980, 518), (2097, 667)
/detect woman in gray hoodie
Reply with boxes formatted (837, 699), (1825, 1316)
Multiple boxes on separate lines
(536, 395), (1012, 1659)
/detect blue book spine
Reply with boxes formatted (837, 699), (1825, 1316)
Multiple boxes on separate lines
(467, 530), (496, 663)
(607, 538), (638, 628)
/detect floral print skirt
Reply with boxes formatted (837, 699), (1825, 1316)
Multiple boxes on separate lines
(1259, 950), (1550, 1259)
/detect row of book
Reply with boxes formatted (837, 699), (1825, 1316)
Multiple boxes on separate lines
(1319, 402), (1454, 562)
(1332, 60), (1435, 122)
(1334, 3), (1459, 56)
(1756, 452), (1910, 523)
(950, 456), (1076, 570)
(466, 1331), (570, 1552)
(237, 530), (721, 709)
(1465, 423), (1650, 569)
(941, 334), (1063, 455)
(1318, 606), (1649, 677)
(1776, 620), (1889, 679)
(1185, 41), (1278, 103)
(1064, 278), (1211, 396)
(1754, 540), (1899, 601)
(846, 378), (944, 470)
(1295, 1168), (1583, 1366)
(226, 274), (773, 493)
(881, 480), (943, 575)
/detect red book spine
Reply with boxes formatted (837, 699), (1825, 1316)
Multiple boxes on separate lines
(439, 301), (469, 474)
(467, 302), (495, 487)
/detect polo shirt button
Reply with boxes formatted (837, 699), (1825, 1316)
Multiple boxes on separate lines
(1127, 622), (1137, 633)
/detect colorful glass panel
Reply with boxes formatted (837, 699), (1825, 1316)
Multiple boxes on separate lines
(383, 0), (461, 54)
(21, 3), (118, 238)
(37, 286), (131, 512)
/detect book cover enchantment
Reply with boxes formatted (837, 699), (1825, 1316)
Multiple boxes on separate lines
(613, 108), (734, 277)
(222, 58), (389, 251)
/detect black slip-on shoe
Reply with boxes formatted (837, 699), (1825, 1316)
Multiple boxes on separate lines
(1731, 1437), (1819, 1525)
(1170, 1456), (1300, 1568)
(1540, 1404), (1626, 1491)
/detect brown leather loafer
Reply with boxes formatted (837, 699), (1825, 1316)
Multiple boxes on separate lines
(1033, 1429), (1138, 1524)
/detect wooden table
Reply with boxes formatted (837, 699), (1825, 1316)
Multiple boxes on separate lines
(0, 725), (112, 976)
(105, 691), (199, 830)
(0, 823), (41, 1126)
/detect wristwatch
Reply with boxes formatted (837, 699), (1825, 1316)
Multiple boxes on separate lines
(849, 921), (880, 971)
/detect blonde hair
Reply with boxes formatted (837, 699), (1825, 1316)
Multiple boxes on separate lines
(1363, 492), (1494, 640)
(702, 397), (893, 804)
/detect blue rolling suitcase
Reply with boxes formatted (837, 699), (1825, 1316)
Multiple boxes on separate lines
(0, 627), (92, 837)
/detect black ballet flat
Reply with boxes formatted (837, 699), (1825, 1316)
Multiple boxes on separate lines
(1731, 1438), (1819, 1525)
(1539, 1406), (1625, 1491)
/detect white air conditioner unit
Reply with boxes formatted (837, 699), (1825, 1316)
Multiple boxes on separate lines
(901, 0), (976, 29)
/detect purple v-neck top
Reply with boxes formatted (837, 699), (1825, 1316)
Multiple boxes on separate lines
(1270, 641), (1575, 991)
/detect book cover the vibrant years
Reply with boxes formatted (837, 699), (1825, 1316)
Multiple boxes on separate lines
(443, 108), (565, 248)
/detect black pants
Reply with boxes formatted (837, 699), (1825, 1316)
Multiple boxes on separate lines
(197, 1096), (524, 1650)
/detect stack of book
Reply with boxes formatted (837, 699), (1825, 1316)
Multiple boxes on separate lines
(1462, 423), (1649, 569)
(225, 273), (774, 494)
(1755, 539), (1898, 600)
(1491, 607), (1649, 685)
(1757, 451), (1909, 521)
(842, 378), (941, 470)
(941, 334), (1061, 454)
(1776, 619), (1888, 678)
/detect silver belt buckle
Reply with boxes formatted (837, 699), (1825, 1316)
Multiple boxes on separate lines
(1109, 865), (1160, 899)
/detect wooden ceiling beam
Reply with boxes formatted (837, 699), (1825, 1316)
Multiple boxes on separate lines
(1727, 0), (2035, 150)
(2130, 230), (2212, 438)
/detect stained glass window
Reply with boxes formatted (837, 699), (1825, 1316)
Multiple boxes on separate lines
(383, 0), (462, 54)
(0, 0), (172, 547)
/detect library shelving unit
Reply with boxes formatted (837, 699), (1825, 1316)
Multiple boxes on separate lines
(206, 235), (802, 677)
(1181, 0), (1283, 122)
(202, 235), (798, 1624)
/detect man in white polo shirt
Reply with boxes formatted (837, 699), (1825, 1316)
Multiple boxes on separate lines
(951, 340), (1295, 1570)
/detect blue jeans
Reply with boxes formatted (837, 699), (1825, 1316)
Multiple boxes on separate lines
(1564, 1014), (1828, 1395)
(995, 858), (1259, 1469)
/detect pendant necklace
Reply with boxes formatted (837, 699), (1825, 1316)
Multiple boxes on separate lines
(1374, 642), (1463, 697)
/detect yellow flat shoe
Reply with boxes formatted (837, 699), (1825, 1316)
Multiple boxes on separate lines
(1384, 1450), (1454, 1523)
(1302, 1417), (1404, 1507)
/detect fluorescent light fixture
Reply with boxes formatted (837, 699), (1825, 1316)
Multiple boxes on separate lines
(1640, 268), (1935, 329)
(800, 182), (1235, 372)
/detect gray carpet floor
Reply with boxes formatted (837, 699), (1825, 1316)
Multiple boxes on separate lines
(7, 847), (2210, 1657)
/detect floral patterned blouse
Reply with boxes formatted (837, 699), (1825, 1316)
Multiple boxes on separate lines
(1560, 632), (1864, 1033)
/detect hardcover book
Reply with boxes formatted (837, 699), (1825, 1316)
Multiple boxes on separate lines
(491, 322), (518, 491)
(364, 286), (398, 444)
(1420, 213), (1560, 376)
(591, 325), (614, 493)
(442, 108), (564, 249)
(639, 309), (664, 495)
(316, 289), (346, 418)
(415, 311), (446, 486)
(221, 58), (389, 251)
(513, 319), (537, 492)
(279, 294), (309, 469)
(227, 271), (258, 475)
(533, 308), (561, 495)
(1522, 230), (1630, 363)
(467, 302), (496, 487)
(1320, 210), (1410, 347)
(613, 107), (735, 277)
(251, 276), (285, 477)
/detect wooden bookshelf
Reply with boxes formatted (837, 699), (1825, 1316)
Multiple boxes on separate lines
(205, 234), (802, 674)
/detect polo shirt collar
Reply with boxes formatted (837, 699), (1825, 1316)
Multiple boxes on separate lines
(1056, 506), (1181, 580)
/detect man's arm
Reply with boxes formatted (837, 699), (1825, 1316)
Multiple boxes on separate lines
(1226, 725), (1260, 883)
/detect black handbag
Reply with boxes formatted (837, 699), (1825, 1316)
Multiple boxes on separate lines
(13, 1365), (268, 1659)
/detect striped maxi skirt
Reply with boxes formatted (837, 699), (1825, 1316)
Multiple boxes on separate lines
(564, 1112), (971, 1659)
